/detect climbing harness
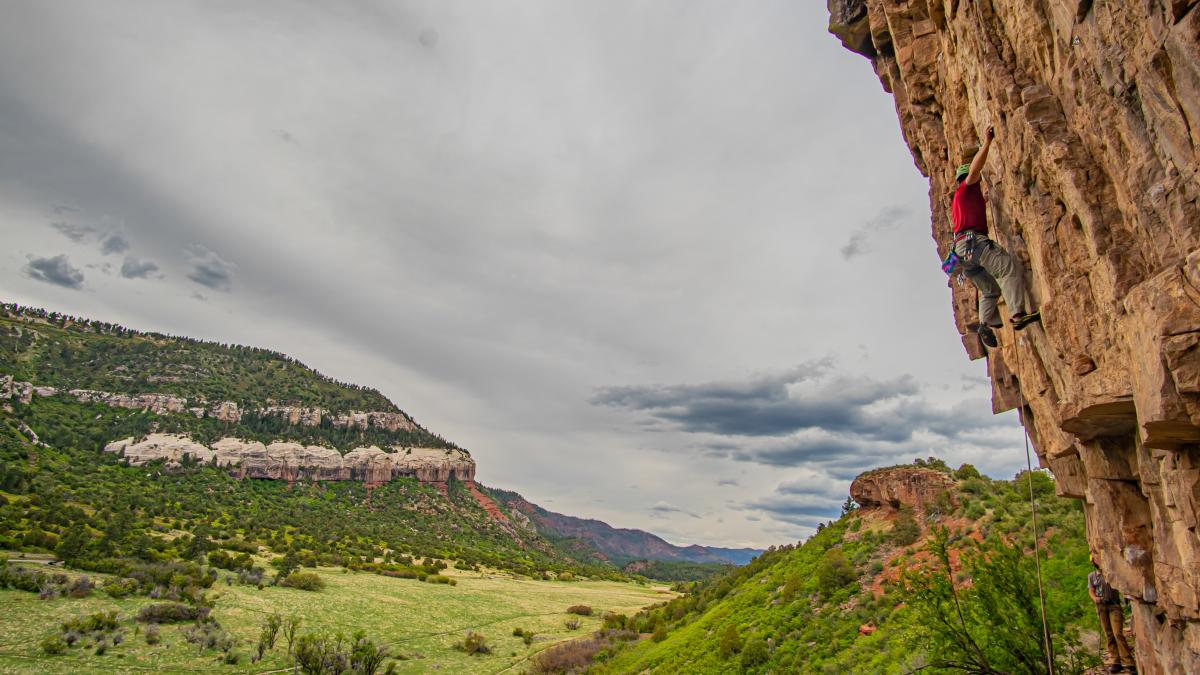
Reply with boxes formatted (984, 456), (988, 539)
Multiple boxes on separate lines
(1014, 342), (1056, 675)
(942, 231), (987, 276)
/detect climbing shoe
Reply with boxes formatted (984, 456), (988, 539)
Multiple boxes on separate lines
(978, 324), (998, 349)
(1012, 310), (1041, 331)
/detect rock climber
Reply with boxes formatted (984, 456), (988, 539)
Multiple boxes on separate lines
(951, 126), (1040, 348)
(1089, 556), (1136, 673)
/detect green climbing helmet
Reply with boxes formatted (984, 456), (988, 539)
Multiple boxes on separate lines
(955, 164), (971, 181)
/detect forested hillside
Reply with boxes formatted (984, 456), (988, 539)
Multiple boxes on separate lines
(0, 304), (454, 450)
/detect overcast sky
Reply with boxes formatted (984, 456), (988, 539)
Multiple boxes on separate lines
(0, 1), (1027, 548)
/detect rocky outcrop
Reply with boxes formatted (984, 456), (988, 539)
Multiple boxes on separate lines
(850, 467), (956, 514)
(1, 375), (33, 405)
(5, 379), (416, 435)
(105, 433), (475, 485)
(261, 406), (416, 432)
(829, 2), (1200, 671)
(70, 389), (190, 415)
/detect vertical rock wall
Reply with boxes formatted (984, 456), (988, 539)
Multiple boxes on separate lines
(828, 1), (1200, 671)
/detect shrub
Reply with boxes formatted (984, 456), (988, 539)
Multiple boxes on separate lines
(652, 623), (668, 642)
(817, 549), (857, 596)
(102, 577), (139, 598)
(532, 637), (607, 673)
(564, 618), (580, 630)
(280, 572), (324, 591)
(891, 505), (922, 546)
(144, 625), (160, 645)
(67, 575), (95, 598)
(454, 631), (490, 655)
(292, 630), (391, 675)
(425, 574), (456, 585)
(182, 621), (230, 652)
(740, 637), (769, 669)
(380, 568), (419, 579)
(62, 610), (120, 633)
(601, 612), (627, 630)
(718, 624), (741, 658)
(565, 604), (592, 616)
(136, 602), (209, 624)
(349, 631), (391, 674)
(40, 634), (67, 656)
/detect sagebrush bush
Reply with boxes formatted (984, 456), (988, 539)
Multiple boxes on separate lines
(135, 602), (209, 624)
(565, 604), (592, 616)
(102, 577), (138, 598)
(40, 634), (67, 656)
(455, 631), (490, 655)
(532, 637), (607, 673)
(280, 572), (324, 591)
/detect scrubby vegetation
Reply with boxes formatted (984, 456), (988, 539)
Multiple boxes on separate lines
(590, 460), (1099, 674)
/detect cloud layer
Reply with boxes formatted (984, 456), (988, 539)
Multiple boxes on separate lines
(0, 1), (1027, 547)
(25, 254), (83, 289)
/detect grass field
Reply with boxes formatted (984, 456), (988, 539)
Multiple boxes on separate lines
(0, 562), (673, 674)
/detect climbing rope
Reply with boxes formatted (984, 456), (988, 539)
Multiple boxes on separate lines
(1014, 336), (1056, 674)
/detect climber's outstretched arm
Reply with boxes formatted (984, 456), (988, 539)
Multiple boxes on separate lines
(965, 126), (995, 185)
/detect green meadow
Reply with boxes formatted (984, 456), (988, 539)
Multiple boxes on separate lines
(0, 562), (672, 674)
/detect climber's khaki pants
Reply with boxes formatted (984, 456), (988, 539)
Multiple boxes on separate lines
(1096, 603), (1134, 666)
(954, 235), (1031, 327)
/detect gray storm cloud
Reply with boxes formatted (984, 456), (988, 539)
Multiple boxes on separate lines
(25, 254), (84, 289)
(120, 256), (160, 280)
(185, 246), (235, 291)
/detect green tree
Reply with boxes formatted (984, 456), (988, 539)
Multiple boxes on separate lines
(816, 548), (856, 596)
(955, 463), (982, 480)
(55, 523), (91, 564)
(740, 637), (769, 669)
(274, 551), (301, 582)
(900, 528), (1083, 674)
(718, 624), (741, 659)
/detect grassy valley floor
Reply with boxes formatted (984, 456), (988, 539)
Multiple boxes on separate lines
(0, 562), (671, 674)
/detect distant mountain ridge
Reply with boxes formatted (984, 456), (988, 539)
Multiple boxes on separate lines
(488, 488), (763, 566)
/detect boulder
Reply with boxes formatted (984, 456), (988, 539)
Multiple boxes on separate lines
(850, 467), (955, 513)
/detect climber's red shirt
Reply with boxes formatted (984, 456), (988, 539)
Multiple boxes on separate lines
(952, 180), (988, 235)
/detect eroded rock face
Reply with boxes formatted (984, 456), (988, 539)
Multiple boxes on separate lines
(69, 389), (190, 415)
(8, 379), (419, 436)
(828, 2), (1200, 671)
(1, 376), (34, 405)
(105, 433), (475, 485)
(850, 467), (955, 513)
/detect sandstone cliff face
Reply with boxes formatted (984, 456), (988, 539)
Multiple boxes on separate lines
(850, 466), (956, 513)
(829, 2), (1200, 671)
(105, 433), (476, 485)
